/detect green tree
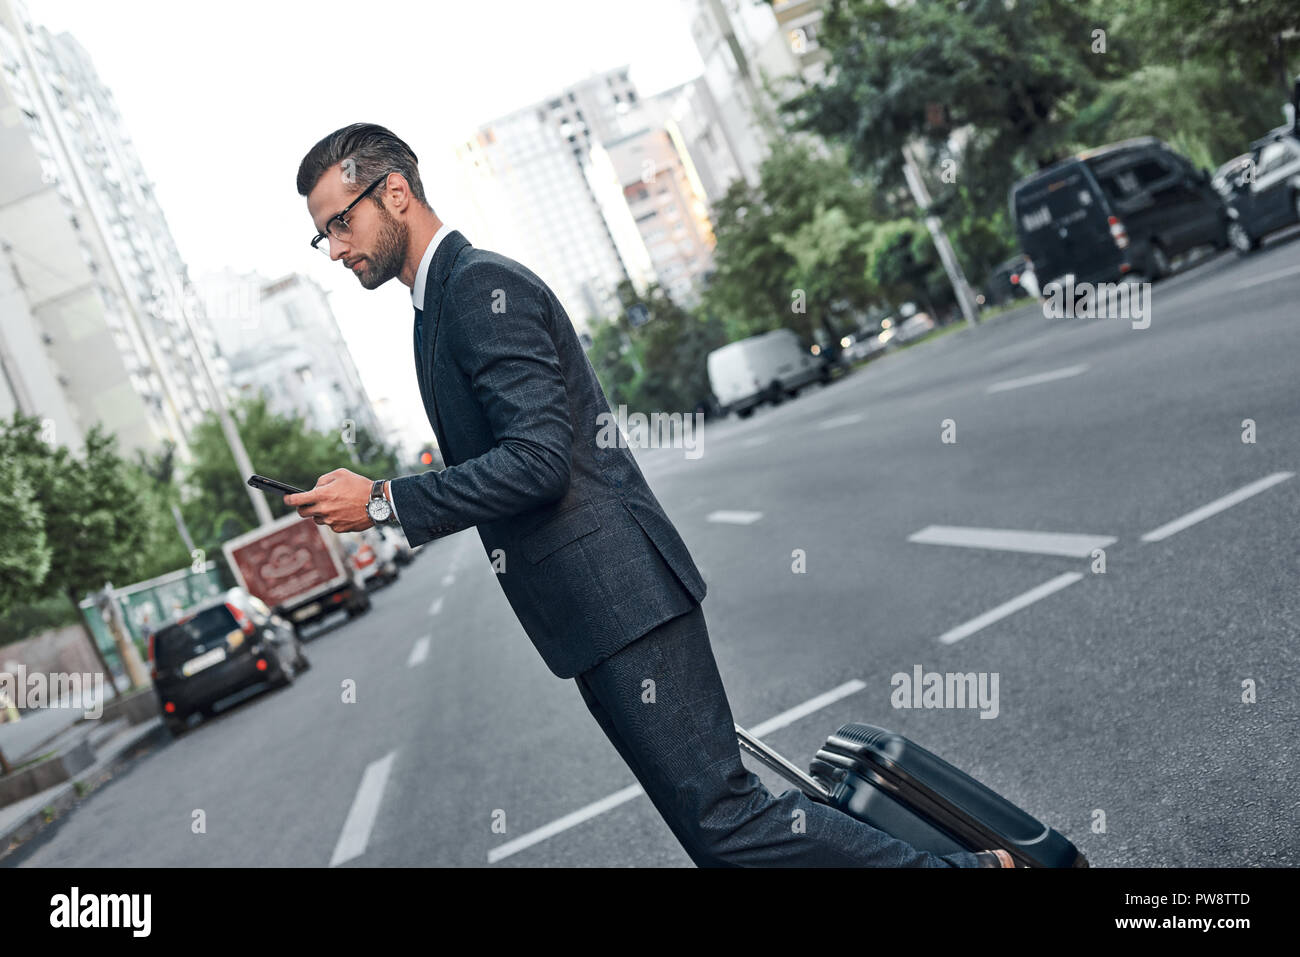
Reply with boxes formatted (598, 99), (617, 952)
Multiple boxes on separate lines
(0, 451), (52, 613)
(865, 220), (946, 317)
(619, 282), (729, 413)
(704, 137), (884, 345)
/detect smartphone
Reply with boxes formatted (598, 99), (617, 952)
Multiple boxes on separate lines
(247, 474), (306, 496)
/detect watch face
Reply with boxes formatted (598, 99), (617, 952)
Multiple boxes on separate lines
(369, 498), (392, 522)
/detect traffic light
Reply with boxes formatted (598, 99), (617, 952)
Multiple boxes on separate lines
(419, 447), (435, 467)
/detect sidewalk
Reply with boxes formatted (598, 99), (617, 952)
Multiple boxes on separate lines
(0, 708), (166, 861)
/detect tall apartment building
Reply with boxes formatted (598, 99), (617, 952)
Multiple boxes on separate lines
(453, 65), (658, 334)
(684, 0), (828, 188)
(0, 0), (228, 463)
(589, 123), (716, 307)
(197, 269), (385, 446)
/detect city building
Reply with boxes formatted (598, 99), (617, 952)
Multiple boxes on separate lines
(0, 0), (230, 463)
(197, 269), (386, 447)
(684, 0), (828, 188)
(589, 123), (716, 307)
(452, 65), (658, 334)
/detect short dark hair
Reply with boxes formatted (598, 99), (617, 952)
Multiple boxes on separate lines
(296, 122), (431, 211)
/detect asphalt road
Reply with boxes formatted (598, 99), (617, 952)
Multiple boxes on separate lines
(10, 236), (1299, 869)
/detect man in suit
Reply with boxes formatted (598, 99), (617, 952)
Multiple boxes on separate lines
(289, 123), (1009, 868)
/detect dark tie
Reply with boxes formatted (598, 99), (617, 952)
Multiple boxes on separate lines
(414, 306), (424, 357)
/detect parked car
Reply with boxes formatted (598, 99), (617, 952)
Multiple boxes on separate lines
(1221, 125), (1300, 254)
(1010, 136), (1229, 287)
(379, 523), (416, 565)
(338, 528), (399, 589)
(983, 255), (1035, 306)
(893, 312), (937, 345)
(148, 587), (309, 737)
(707, 328), (824, 419)
(842, 325), (892, 362)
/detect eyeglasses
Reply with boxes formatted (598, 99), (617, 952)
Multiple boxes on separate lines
(310, 172), (395, 255)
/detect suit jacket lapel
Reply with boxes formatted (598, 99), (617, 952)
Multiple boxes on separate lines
(417, 230), (472, 454)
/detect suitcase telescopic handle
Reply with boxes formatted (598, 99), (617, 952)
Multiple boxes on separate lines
(735, 724), (833, 803)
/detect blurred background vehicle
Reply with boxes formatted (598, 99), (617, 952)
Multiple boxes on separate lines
(983, 255), (1036, 307)
(1221, 91), (1300, 255)
(1011, 137), (1229, 287)
(892, 311), (937, 345)
(338, 528), (400, 590)
(707, 328), (825, 419)
(379, 523), (416, 566)
(147, 587), (309, 737)
(223, 514), (371, 634)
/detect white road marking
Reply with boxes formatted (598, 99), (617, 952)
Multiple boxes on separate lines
(441, 574), (455, 587)
(486, 784), (645, 864)
(986, 363), (1089, 394)
(747, 680), (866, 737)
(407, 636), (430, 667)
(1140, 472), (1294, 542)
(817, 413), (865, 430)
(1231, 263), (1300, 289)
(707, 510), (764, 525)
(428, 596), (443, 616)
(938, 572), (1084, 645)
(740, 435), (772, 448)
(908, 525), (1116, 558)
(329, 751), (397, 867)
(486, 679), (868, 863)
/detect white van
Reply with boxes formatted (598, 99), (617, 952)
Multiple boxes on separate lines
(707, 329), (823, 419)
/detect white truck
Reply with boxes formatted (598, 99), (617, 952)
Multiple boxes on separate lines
(707, 328), (825, 419)
(222, 514), (371, 635)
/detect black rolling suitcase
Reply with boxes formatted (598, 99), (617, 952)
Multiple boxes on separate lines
(736, 722), (1088, 868)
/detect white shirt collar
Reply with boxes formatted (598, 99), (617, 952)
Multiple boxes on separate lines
(412, 222), (453, 310)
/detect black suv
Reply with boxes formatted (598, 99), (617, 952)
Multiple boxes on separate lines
(148, 588), (309, 736)
(1011, 137), (1229, 287)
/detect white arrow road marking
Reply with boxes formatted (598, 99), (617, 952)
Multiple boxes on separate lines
(938, 572), (1084, 645)
(1141, 472), (1294, 542)
(407, 636), (430, 667)
(329, 751), (396, 867)
(986, 363), (1088, 393)
(707, 510), (763, 525)
(486, 679), (867, 864)
(908, 525), (1116, 558)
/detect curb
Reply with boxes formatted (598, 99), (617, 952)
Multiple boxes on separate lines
(0, 720), (169, 862)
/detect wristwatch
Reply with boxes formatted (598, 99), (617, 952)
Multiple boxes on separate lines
(366, 479), (394, 525)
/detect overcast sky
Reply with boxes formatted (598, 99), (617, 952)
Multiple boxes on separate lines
(24, 0), (706, 458)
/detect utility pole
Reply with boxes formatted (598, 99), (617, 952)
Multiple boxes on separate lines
(166, 283), (274, 526)
(901, 141), (980, 327)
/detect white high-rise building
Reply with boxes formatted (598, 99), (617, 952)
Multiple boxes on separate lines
(0, 0), (230, 463)
(452, 66), (658, 334)
(683, 0), (828, 189)
(197, 269), (386, 447)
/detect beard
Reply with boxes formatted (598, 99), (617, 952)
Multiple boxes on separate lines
(354, 201), (408, 290)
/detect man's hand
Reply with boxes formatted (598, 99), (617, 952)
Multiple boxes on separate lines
(283, 468), (375, 533)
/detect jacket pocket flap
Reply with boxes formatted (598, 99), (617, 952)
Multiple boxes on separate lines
(520, 501), (602, 563)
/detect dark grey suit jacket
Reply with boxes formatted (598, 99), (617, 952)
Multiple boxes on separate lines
(388, 231), (707, 678)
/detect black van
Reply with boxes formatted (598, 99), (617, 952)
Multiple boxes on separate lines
(1010, 137), (1229, 287)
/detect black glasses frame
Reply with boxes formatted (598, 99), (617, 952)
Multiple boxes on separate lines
(310, 171), (396, 252)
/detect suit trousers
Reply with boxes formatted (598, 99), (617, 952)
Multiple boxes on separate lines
(575, 602), (986, 867)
